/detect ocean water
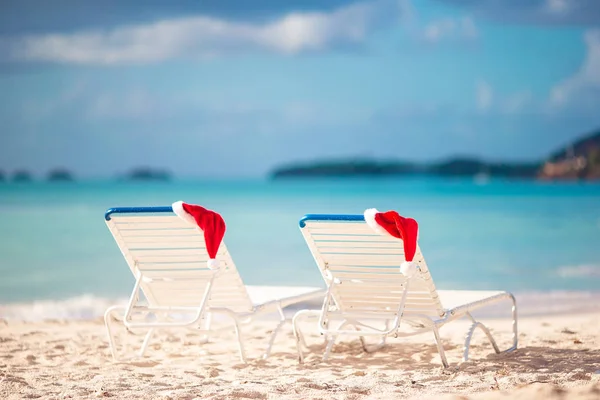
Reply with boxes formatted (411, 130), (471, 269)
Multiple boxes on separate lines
(1, 178), (599, 319)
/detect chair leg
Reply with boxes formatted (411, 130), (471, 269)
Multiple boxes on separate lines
(262, 304), (287, 360)
(353, 321), (388, 354)
(292, 310), (320, 364)
(230, 315), (247, 364)
(263, 320), (288, 360)
(323, 320), (351, 361)
(462, 295), (519, 362)
(139, 328), (155, 357)
(432, 325), (449, 368)
(323, 336), (336, 361)
(509, 294), (519, 352)
(351, 324), (373, 353)
(104, 305), (124, 361)
(380, 319), (390, 348)
(199, 313), (212, 344)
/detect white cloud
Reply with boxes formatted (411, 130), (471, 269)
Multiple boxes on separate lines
(422, 16), (478, 43)
(551, 29), (600, 106)
(4, 0), (396, 65)
(476, 79), (493, 111)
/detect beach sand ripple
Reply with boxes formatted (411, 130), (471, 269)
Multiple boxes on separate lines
(0, 313), (598, 399)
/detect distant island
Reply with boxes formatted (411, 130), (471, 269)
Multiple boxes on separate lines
(538, 130), (600, 180)
(47, 168), (74, 182)
(11, 170), (33, 182)
(270, 129), (600, 181)
(122, 167), (171, 181)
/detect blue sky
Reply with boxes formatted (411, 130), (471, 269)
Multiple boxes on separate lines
(1, 0), (599, 178)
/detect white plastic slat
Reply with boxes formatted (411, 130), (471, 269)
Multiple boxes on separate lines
(212, 267), (243, 276)
(325, 259), (405, 268)
(312, 234), (400, 243)
(402, 305), (440, 312)
(123, 235), (205, 244)
(145, 280), (214, 291)
(316, 241), (403, 249)
(150, 296), (206, 308)
(328, 273), (407, 282)
(334, 288), (433, 299)
(339, 306), (439, 315)
(137, 262), (229, 271)
(130, 248), (227, 257)
(304, 222), (370, 230)
(307, 226), (376, 235)
(141, 270), (215, 280)
(112, 216), (183, 223)
(326, 311), (400, 320)
(336, 295), (434, 306)
(119, 229), (197, 237)
(127, 242), (208, 250)
(326, 253), (405, 262)
(320, 247), (405, 255)
(340, 292), (408, 299)
(332, 285), (403, 294)
(327, 267), (403, 275)
(404, 301), (440, 307)
(333, 293), (401, 303)
(145, 282), (211, 300)
(337, 278), (432, 289)
(115, 222), (193, 230)
(140, 273), (215, 282)
(340, 301), (404, 308)
(134, 254), (211, 263)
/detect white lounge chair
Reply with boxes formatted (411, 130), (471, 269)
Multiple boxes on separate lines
(103, 205), (324, 363)
(292, 213), (518, 367)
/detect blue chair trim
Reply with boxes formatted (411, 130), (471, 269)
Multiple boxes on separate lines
(299, 214), (365, 228)
(105, 206), (174, 221)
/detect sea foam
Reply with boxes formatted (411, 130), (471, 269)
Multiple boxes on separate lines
(1, 289), (599, 322)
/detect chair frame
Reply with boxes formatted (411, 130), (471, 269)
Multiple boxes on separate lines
(292, 214), (518, 367)
(104, 206), (324, 363)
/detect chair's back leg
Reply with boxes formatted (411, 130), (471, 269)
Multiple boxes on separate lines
(139, 328), (155, 357)
(432, 324), (449, 368)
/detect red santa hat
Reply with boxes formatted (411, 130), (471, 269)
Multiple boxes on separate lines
(364, 208), (420, 277)
(172, 201), (226, 270)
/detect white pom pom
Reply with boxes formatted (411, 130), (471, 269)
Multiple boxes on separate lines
(207, 259), (220, 270)
(400, 261), (418, 277)
(172, 201), (197, 226)
(364, 208), (390, 236)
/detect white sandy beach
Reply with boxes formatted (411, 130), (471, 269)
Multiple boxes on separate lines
(1, 306), (599, 400)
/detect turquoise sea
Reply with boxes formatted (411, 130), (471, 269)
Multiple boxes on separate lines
(1, 178), (599, 319)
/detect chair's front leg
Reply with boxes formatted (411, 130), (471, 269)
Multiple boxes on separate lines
(292, 309), (320, 364)
(199, 313), (212, 344)
(462, 295), (519, 362)
(323, 319), (352, 361)
(509, 294), (518, 352)
(219, 311), (247, 364)
(262, 303), (287, 359)
(104, 305), (126, 361)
